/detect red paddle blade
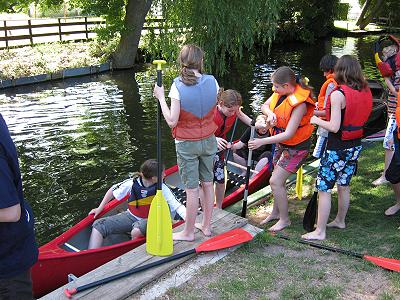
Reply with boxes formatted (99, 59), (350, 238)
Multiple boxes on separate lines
(195, 228), (253, 253)
(364, 255), (400, 272)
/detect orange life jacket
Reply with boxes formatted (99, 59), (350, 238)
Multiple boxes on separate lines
(214, 107), (237, 139)
(127, 177), (157, 218)
(317, 74), (337, 114)
(326, 85), (373, 141)
(397, 90), (400, 139)
(269, 84), (315, 146)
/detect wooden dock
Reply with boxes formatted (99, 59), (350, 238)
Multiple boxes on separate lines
(41, 208), (261, 299)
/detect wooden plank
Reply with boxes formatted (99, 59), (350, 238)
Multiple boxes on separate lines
(41, 209), (247, 299)
(136, 222), (262, 299)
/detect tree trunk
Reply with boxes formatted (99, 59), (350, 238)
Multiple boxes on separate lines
(112, 0), (152, 69)
(356, 0), (384, 30)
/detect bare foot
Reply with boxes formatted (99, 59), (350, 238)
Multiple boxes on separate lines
(268, 220), (291, 232)
(326, 220), (346, 229)
(259, 214), (279, 225)
(173, 231), (194, 241)
(301, 230), (326, 240)
(195, 223), (212, 236)
(385, 203), (400, 216)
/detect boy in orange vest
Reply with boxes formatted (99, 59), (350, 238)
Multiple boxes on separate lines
(312, 54), (338, 158)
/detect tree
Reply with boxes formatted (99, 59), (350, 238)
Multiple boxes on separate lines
(356, 0), (384, 30)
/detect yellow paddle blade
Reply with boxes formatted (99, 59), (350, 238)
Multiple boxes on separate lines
(295, 166), (303, 200)
(146, 190), (173, 256)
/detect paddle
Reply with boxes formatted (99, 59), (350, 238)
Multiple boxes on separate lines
(303, 190), (318, 232)
(64, 228), (253, 298)
(224, 116), (239, 166)
(241, 120), (256, 218)
(146, 60), (173, 256)
(295, 166), (303, 200)
(276, 234), (400, 273)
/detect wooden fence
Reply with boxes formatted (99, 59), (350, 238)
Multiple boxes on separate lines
(0, 17), (164, 49)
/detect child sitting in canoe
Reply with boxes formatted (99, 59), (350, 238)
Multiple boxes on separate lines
(87, 159), (186, 249)
(211, 89), (254, 208)
(231, 115), (273, 173)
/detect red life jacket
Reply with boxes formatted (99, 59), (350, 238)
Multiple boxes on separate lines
(214, 107), (237, 139)
(127, 177), (157, 218)
(326, 85), (373, 141)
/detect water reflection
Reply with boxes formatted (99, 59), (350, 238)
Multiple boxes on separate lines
(0, 36), (382, 245)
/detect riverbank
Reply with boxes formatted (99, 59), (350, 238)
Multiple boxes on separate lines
(0, 41), (102, 80)
(155, 143), (400, 299)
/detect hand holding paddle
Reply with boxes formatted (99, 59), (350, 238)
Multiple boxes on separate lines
(64, 228), (253, 298)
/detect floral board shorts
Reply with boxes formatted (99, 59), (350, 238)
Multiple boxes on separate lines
(213, 151), (226, 184)
(383, 117), (397, 151)
(273, 144), (309, 174)
(316, 145), (362, 193)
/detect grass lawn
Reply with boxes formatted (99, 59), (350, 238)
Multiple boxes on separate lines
(162, 142), (400, 299)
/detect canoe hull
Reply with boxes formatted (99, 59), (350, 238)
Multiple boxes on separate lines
(32, 162), (271, 297)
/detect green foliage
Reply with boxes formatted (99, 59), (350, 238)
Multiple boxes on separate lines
(276, 0), (339, 43)
(148, 0), (283, 75)
(335, 2), (349, 21)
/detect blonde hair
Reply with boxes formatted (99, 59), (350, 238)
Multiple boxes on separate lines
(334, 55), (368, 91)
(217, 88), (242, 107)
(178, 44), (204, 86)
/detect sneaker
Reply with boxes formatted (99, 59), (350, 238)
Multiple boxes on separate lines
(372, 176), (389, 186)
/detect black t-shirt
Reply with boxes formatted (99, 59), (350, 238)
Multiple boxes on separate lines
(0, 114), (38, 278)
(238, 127), (272, 161)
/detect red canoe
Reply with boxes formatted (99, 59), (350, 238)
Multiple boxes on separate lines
(32, 157), (272, 297)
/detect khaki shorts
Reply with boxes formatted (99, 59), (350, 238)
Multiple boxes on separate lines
(92, 211), (147, 237)
(176, 135), (218, 188)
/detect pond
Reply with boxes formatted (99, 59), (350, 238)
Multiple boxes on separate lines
(0, 35), (383, 245)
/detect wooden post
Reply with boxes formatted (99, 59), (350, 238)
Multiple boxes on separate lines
(28, 19), (33, 46)
(85, 17), (88, 39)
(4, 20), (8, 48)
(58, 18), (62, 42)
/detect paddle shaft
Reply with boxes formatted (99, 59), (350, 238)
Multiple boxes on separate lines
(224, 117), (239, 166)
(241, 123), (256, 217)
(156, 68), (162, 189)
(277, 235), (363, 258)
(65, 249), (196, 297)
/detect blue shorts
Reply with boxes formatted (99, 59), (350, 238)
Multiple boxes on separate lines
(316, 146), (362, 193)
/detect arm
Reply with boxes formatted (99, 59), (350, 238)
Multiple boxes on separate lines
(248, 103), (307, 149)
(261, 97), (276, 125)
(0, 203), (21, 222)
(384, 77), (397, 96)
(314, 109), (326, 117)
(236, 108), (252, 126)
(311, 90), (344, 133)
(231, 140), (245, 150)
(153, 85), (181, 128)
(89, 187), (114, 218)
(163, 184), (186, 220)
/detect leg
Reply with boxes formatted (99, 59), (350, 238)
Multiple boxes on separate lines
(385, 183), (400, 216)
(88, 228), (104, 249)
(214, 182), (225, 209)
(173, 187), (199, 241)
(255, 157), (269, 173)
(372, 149), (393, 186)
(327, 185), (349, 229)
(266, 166), (292, 231)
(233, 152), (246, 167)
(302, 191), (331, 240)
(195, 181), (214, 236)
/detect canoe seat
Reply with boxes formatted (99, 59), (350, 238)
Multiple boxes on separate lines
(169, 186), (187, 206)
(227, 171), (246, 186)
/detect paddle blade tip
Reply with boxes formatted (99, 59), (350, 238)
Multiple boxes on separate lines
(196, 228), (253, 252)
(64, 288), (76, 298)
(364, 255), (400, 272)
